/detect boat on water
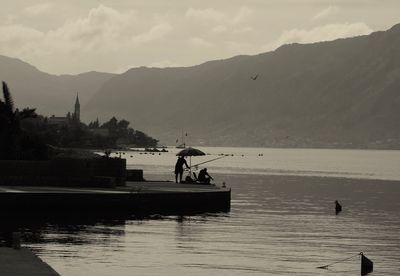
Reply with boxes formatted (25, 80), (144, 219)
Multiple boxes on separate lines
(176, 130), (187, 148)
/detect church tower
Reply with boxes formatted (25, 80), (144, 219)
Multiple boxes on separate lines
(74, 93), (80, 122)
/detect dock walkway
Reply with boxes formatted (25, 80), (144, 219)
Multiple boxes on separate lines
(0, 247), (59, 275)
(0, 181), (231, 214)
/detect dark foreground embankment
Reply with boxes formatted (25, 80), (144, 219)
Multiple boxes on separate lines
(0, 247), (59, 275)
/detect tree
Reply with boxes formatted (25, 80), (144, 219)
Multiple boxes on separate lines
(0, 82), (39, 159)
(88, 118), (100, 129)
(117, 119), (130, 130)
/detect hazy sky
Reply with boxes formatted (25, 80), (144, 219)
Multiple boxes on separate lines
(1, 0), (399, 74)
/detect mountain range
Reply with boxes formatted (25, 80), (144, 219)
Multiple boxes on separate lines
(0, 55), (115, 116)
(2, 23), (400, 148)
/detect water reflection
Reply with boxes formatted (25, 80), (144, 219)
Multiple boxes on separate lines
(0, 211), (128, 247)
(2, 172), (400, 275)
(0, 210), (230, 250)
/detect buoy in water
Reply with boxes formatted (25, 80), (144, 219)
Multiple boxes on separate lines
(361, 252), (373, 275)
(335, 200), (342, 215)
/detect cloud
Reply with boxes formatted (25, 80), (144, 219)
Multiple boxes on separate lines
(231, 7), (253, 25)
(225, 41), (252, 53)
(0, 24), (44, 56)
(41, 5), (139, 53)
(0, 2), (385, 75)
(233, 26), (254, 34)
(131, 23), (173, 45)
(189, 37), (214, 48)
(185, 6), (253, 26)
(212, 25), (228, 33)
(0, 5), (175, 70)
(0, 24), (44, 42)
(263, 22), (373, 51)
(23, 3), (53, 16)
(185, 8), (225, 22)
(311, 6), (340, 22)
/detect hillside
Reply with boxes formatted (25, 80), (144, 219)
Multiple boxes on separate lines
(2, 24), (400, 148)
(85, 24), (400, 148)
(0, 55), (115, 117)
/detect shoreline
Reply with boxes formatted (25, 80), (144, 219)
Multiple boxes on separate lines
(0, 181), (231, 215)
(140, 167), (400, 183)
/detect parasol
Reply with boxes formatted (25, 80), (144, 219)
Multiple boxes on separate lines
(176, 147), (206, 175)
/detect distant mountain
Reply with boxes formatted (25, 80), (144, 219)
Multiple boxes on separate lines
(0, 55), (115, 116)
(3, 24), (400, 148)
(85, 24), (400, 148)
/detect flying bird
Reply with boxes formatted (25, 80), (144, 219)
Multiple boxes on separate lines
(251, 74), (259, 80)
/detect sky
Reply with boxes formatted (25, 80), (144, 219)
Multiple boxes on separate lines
(0, 0), (399, 75)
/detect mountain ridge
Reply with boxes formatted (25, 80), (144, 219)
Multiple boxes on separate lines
(0, 55), (115, 116)
(85, 23), (400, 148)
(2, 23), (400, 148)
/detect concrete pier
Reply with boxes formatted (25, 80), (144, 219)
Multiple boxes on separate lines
(0, 247), (59, 275)
(0, 181), (231, 215)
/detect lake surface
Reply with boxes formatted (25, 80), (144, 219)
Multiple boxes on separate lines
(16, 148), (400, 275)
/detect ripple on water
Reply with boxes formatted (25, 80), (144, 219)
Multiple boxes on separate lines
(18, 173), (400, 276)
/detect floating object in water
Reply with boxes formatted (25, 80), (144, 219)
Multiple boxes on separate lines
(335, 200), (342, 214)
(361, 252), (373, 275)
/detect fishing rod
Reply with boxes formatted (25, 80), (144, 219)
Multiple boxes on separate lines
(316, 252), (373, 275)
(317, 253), (360, 269)
(188, 156), (226, 170)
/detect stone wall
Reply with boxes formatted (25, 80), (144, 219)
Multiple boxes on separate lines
(126, 169), (144, 181)
(0, 158), (126, 187)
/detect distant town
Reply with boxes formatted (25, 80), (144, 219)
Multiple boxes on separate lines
(46, 93), (158, 149)
(0, 82), (158, 160)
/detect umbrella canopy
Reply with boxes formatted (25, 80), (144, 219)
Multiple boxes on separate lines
(176, 147), (205, 157)
(176, 147), (205, 177)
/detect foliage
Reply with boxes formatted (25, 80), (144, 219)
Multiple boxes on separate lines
(20, 115), (158, 149)
(93, 117), (158, 147)
(0, 82), (158, 160)
(0, 81), (43, 159)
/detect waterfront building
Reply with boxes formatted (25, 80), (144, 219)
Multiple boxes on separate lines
(48, 93), (80, 127)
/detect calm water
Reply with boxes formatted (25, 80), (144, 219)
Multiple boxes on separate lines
(17, 148), (400, 275)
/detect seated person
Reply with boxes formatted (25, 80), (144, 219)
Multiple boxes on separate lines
(197, 168), (213, 184)
(184, 175), (195, 183)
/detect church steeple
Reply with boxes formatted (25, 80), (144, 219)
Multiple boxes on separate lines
(74, 92), (80, 122)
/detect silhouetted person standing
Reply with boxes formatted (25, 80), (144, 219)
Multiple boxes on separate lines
(175, 156), (189, 183)
(335, 200), (342, 215)
(198, 168), (213, 184)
